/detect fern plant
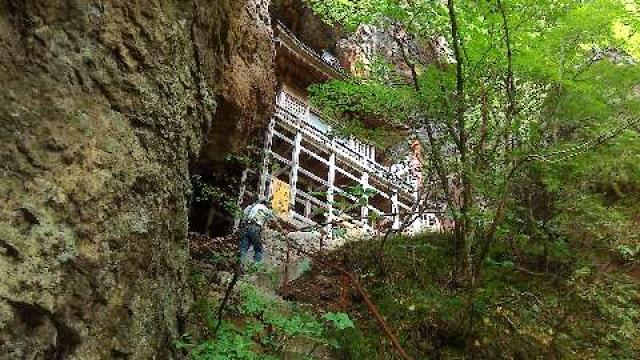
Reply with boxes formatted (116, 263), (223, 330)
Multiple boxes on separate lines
(179, 284), (355, 359)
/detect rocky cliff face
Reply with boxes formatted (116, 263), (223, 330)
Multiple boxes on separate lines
(336, 24), (440, 80)
(0, 1), (274, 358)
(271, 0), (340, 53)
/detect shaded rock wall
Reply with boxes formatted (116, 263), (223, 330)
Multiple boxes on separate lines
(0, 0), (274, 358)
(270, 0), (340, 53)
(336, 24), (439, 79)
(198, 0), (275, 165)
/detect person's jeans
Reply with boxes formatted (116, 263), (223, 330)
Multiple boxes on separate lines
(239, 223), (263, 262)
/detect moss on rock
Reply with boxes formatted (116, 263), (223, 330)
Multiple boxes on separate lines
(0, 0), (275, 358)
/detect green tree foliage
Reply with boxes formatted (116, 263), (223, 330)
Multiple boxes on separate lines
(305, 0), (640, 342)
(307, 0), (639, 261)
(331, 234), (640, 358)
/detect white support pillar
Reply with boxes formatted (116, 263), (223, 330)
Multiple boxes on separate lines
(289, 131), (302, 217)
(391, 191), (401, 230)
(233, 168), (250, 231)
(304, 199), (312, 218)
(360, 172), (369, 231)
(325, 146), (336, 245)
(258, 118), (276, 199)
(303, 104), (310, 127)
(413, 177), (421, 205)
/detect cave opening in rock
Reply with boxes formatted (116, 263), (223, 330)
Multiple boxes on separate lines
(188, 157), (259, 238)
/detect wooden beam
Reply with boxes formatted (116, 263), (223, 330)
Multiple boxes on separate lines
(336, 165), (360, 183)
(273, 129), (294, 145)
(304, 199), (312, 218)
(289, 131), (302, 217)
(361, 172), (370, 231)
(325, 148), (336, 247)
(270, 150), (292, 166)
(296, 188), (330, 209)
(298, 167), (329, 187)
(300, 144), (329, 165)
(391, 192), (401, 230)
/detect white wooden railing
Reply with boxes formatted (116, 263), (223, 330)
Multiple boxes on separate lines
(275, 91), (416, 194)
(278, 91), (375, 160)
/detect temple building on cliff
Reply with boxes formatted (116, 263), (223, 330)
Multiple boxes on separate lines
(237, 21), (442, 242)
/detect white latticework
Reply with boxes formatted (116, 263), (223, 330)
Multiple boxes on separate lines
(280, 92), (307, 119)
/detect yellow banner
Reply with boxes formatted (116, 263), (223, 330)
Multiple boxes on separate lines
(271, 178), (290, 216)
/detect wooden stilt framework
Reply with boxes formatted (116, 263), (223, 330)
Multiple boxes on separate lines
(250, 89), (438, 237)
(233, 22), (443, 240)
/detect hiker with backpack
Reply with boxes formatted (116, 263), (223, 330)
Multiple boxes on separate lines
(239, 197), (294, 263)
(239, 197), (272, 263)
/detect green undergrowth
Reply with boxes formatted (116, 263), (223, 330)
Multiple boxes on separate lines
(179, 273), (355, 359)
(330, 233), (639, 359)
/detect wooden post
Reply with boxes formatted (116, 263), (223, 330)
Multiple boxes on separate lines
(289, 131), (302, 217)
(258, 118), (276, 199)
(283, 240), (290, 295)
(361, 172), (369, 231)
(232, 168), (250, 231)
(303, 102), (310, 127)
(413, 184), (420, 205)
(391, 192), (401, 230)
(325, 146), (336, 249)
(304, 199), (312, 218)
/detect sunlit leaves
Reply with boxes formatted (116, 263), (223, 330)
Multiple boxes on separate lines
(322, 312), (356, 330)
(309, 78), (415, 146)
(307, 0), (640, 266)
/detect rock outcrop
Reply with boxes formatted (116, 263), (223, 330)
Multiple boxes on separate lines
(0, 0), (274, 358)
(336, 24), (443, 79)
(271, 0), (340, 54)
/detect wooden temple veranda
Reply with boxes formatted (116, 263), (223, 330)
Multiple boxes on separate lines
(236, 22), (442, 243)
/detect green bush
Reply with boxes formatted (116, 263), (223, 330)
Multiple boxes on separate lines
(179, 284), (356, 359)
